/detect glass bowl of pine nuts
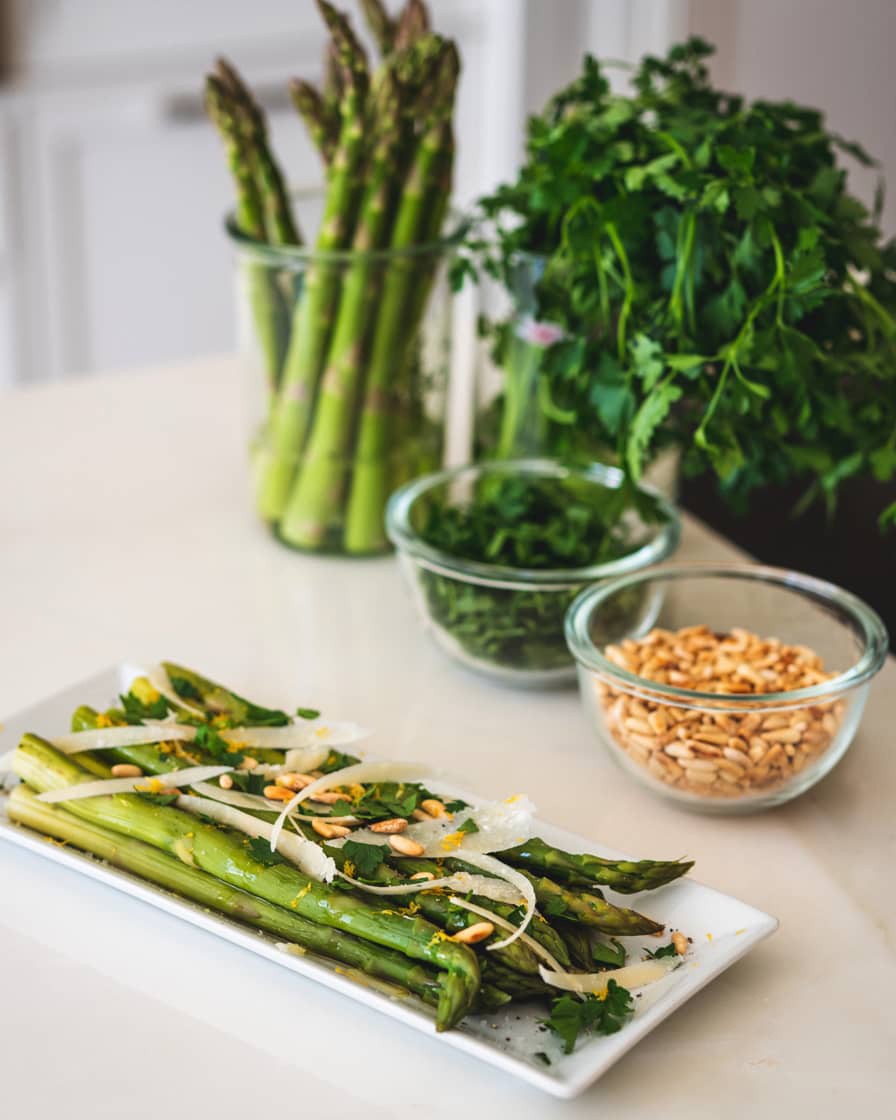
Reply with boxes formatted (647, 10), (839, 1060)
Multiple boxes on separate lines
(565, 564), (888, 811)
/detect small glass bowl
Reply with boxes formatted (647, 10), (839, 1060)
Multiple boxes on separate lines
(565, 564), (889, 811)
(386, 459), (681, 687)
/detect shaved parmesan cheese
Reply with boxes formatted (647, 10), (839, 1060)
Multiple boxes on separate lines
(219, 722), (368, 752)
(269, 761), (432, 854)
(176, 795), (336, 882)
(449, 897), (566, 973)
(402, 795), (537, 857)
(447, 851), (537, 950)
(37, 764), (231, 803)
(538, 958), (676, 996)
(49, 725), (197, 755)
(145, 664), (206, 718)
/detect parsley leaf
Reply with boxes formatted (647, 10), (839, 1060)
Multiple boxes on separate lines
(542, 982), (635, 1054)
(644, 941), (680, 961)
(119, 691), (169, 723)
(592, 938), (627, 968)
(341, 840), (390, 879)
(457, 818), (480, 835)
(296, 707), (321, 720)
(195, 723), (244, 764)
(247, 837), (287, 867)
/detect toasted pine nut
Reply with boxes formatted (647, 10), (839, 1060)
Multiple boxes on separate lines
(672, 931), (688, 955)
(411, 808), (433, 821)
(308, 791), (343, 805)
(369, 817), (409, 835)
(238, 756), (259, 771)
(219, 773), (234, 789)
(263, 785), (294, 802)
(311, 819), (351, 839)
(111, 764), (143, 778)
(420, 798), (448, 818)
(388, 834), (425, 857)
(452, 921), (494, 945)
(275, 772), (314, 791)
(410, 871), (435, 882)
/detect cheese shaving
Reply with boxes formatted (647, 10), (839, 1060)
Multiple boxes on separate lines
(37, 764), (231, 803)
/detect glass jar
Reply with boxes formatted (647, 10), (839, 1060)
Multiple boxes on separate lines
(228, 195), (456, 555)
(472, 251), (681, 499)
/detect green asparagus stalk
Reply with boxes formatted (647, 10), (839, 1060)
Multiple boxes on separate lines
(206, 74), (288, 395)
(360, 0), (397, 54)
(256, 1), (371, 522)
(343, 43), (458, 552)
(394, 0), (430, 50)
(7, 784), (448, 1008)
(499, 836), (694, 894)
(161, 661), (291, 726)
(215, 57), (301, 247)
(278, 40), (444, 548)
(13, 735), (480, 1031)
(289, 79), (339, 166)
(481, 960), (554, 1001)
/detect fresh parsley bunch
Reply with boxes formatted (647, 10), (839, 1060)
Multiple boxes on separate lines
(457, 39), (896, 525)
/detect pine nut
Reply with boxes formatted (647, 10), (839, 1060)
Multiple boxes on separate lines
(263, 785), (294, 802)
(452, 921), (494, 945)
(420, 798), (448, 818)
(219, 773), (234, 789)
(276, 772), (314, 791)
(308, 791), (344, 804)
(388, 834), (425, 857)
(671, 931), (688, 955)
(369, 817), (409, 834)
(111, 764), (143, 778)
(412, 808), (433, 821)
(311, 819), (351, 839)
(410, 871), (435, 882)
(238, 756), (259, 771)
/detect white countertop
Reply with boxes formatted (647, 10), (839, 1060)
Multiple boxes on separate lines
(1, 357), (894, 1117)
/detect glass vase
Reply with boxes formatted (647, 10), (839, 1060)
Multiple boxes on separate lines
(229, 196), (455, 555)
(473, 252), (681, 500)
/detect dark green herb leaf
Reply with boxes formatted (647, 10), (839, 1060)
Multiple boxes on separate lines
(296, 707), (321, 720)
(195, 722), (244, 765)
(342, 840), (390, 878)
(542, 981), (635, 1054)
(457, 818), (480, 835)
(134, 791), (179, 807)
(644, 941), (679, 961)
(592, 938), (627, 968)
(247, 837), (287, 867)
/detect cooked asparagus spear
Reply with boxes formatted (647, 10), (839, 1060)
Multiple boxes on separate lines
(499, 836), (694, 894)
(7, 784), (449, 1007)
(360, 0), (397, 54)
(13, 735), (480, 1031)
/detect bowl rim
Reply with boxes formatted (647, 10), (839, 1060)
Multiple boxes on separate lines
(384, 459), (682, 589)
(564, 562), (889, 705)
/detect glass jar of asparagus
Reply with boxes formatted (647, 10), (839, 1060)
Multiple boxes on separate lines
(209, 1), (460, 554)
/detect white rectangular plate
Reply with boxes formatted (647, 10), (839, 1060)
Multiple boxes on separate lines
(0, 665), (777, 1099)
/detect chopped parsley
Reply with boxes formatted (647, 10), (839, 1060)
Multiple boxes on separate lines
(341, 840), (390, 879)
(457, 818), (480, 835)
(592, 938), (627, 969)
(246, 837), (287, 867)
(195, 723), (244, 764)
(542, 982), (634, 1054)
(296, 707), (321, 720)
(644, 941), (679, 961)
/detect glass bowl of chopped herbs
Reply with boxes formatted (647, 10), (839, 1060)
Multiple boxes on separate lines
(386, 459), (680, 686)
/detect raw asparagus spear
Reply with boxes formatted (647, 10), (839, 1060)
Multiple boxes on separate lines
(499, 836), (694, 894)
(278, 39), (444, 548)
(13, 735), (480, 1031)
(205, 74), (288, 394)
(257, 0), (370, 521)
(215, 57), (301, 247)
(289, 79), (339, 166)
(394, 0), (430, 49)
(343, 42), (458, 552)
(7, 784), (446, 1008)
(360, 0), (397, 55)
